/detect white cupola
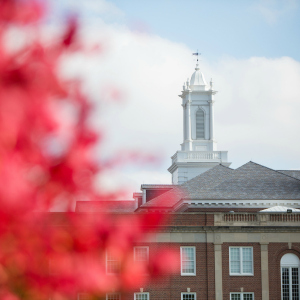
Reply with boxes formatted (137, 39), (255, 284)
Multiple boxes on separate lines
(168, 60), (231, 184)
(189, 63), (208, 91)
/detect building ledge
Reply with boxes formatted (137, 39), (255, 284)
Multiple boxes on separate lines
(214, 212), (300, 226)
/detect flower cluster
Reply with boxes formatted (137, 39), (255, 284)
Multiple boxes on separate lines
(0, 1), (178, 299)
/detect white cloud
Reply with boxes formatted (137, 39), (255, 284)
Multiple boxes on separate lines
(55, 1), (300, 195)
(206, 56), (300, 170)
(254, 0), (298, 24)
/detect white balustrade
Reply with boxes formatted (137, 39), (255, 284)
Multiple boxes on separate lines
(186, 151), (221, 160)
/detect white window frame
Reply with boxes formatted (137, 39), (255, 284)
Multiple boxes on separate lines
(106, 293), (121, 300)
(229, 247), (253, 276)
(181, 292), (197, 300)
(134, 246), (149, 262)
(77, 294), (90, 300)
(106, 251), (120, 275)
(180, 246), (196, 276)
(230, 292), (254, 300)
(280, 253), (300, 300)
(134, 292), (149, 300)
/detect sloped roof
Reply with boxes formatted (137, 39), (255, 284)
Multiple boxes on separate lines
(75, 201), (136, 213)
(140, 164), (233, 208)
(189, 162), (300, 200)
(141, 184), (176, 189)
(277, 170), (300, 180)
(139, 162), (300, 209)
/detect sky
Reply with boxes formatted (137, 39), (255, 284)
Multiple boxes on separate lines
(48, 0), (300, 197)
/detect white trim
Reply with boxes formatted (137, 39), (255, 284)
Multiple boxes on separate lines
(134, 292), (150, 300)
(106, 251), (120, 275)
(180, 246), (196, 276)
(230, 292), (254, 300)
(229, 247), (253, 276)
(173, 199), (300, 211)
(77, 293), (88, 300)
(181, 292), (197, 300)
(134, 246), (149, 262)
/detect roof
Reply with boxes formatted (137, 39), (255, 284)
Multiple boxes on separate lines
(259, 206), (300, 213)
(139, 162), (300, 209)
(190, 64), (207, 87)
(75, 201), (136, 213)
(277, 170), (300, 180)
(140, 164), (233, 208)
(140, 184), (176, 189)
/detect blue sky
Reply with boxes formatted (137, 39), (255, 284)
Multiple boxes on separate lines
(50, 0), (300, 195)
(99, 0), (300, 61)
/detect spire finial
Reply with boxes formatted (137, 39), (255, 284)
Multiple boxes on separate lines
(192, 50), (201, 70)
(210, 78), (213, 89)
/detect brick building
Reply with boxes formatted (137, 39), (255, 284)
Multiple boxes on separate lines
(76, 61), (300, 300)
(76, 162), (300, 300)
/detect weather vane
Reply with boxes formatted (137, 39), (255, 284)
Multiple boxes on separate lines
(192, 50), (201, 62)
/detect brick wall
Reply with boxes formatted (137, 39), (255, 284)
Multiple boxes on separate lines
(61, 211), (300, 300)
(222, 243), (262, 300)
(168, 213), (214, 226)
(75, 241), (300, 300)
(268, 242), (300, 300)
(123, 242), (215, 300)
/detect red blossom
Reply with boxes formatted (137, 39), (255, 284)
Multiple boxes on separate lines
(0, 0), (178, 299)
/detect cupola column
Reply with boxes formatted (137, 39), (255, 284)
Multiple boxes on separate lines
(209, 100), (214, 140)
(187, 93), (192, 151)
(182, 103), (186, 141)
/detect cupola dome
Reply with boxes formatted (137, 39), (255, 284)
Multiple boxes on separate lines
(189, 63), (208, 91)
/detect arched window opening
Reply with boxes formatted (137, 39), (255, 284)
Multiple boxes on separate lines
(281, 253), (300, 300)
(196, 109), (205, 139)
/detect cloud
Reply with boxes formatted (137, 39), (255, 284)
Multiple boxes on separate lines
(206, 56), (300, 170)
(55, 0), (300, 196)
(253, 0), (298, 24)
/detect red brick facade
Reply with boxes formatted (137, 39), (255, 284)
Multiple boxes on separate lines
(73, 211), (300, 300)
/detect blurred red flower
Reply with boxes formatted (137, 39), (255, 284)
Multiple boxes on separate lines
(0, 1), (179, 299)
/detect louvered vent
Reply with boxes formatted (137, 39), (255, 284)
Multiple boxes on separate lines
(196, 109), (205, 139)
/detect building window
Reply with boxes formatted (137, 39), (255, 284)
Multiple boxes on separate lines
(77, 294), (91, 300)
(106, 252), (120, 274)
(229, 247), (253, 275)
(180, 246), (196, 276)
(230, 293), (254, 300)
(134, 246), (149, 263)
(181, 292), (196, 300)
(106, 293), (121, 300)
(196, 109), (205, 139)
(134, 292), (149, 300)
(281, 253), (300, 300)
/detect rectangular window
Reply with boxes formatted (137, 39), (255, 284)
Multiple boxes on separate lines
(134, 247), (149, 262)
(134, 292), (149, 300)
(180, 246), (196, 276)
(77, 294), (91, 300)
(181, 292), (196, 300)
(281, 267), (299, 300)
(106, 252), (120, 274)
(230, 293), (254, 300)
(106, 293), (121, 300)
(229, 247), (253, 275)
